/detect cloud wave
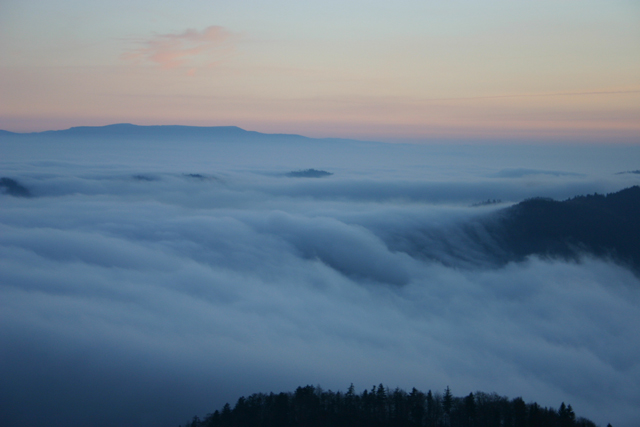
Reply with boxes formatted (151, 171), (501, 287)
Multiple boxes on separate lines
(1, 134), (640, 427)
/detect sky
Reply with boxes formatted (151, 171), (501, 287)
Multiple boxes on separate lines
(1, 0), (639, 141)
(1, 132), (640, 427)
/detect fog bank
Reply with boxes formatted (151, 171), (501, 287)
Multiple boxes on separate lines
(1, 131), (639, 426)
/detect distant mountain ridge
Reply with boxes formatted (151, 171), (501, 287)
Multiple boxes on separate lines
(0, 123), (314, 141)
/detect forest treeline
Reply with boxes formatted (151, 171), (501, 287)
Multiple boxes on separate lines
(180, 384), (604, 427)
(493, 185), (640, 272)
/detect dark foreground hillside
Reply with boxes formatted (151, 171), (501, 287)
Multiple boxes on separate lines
(392, 185), (640, 275)
(180, 385), (601, 427)
(489, 185), (640, 272)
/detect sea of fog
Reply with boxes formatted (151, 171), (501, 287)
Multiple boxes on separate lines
(1, 133), (639, 427)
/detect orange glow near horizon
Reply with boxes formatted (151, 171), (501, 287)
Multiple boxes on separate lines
(1, 1), (639, 142)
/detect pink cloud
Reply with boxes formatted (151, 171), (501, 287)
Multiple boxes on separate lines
(122, 26), (234, 70)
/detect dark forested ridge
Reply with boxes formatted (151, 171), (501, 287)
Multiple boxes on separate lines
(179, 385), (601, 427)
(487, 185), (640, 272)
(391, 185), (640, 274)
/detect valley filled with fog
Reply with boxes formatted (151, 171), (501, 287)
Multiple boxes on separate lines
(1, 129), (639, 427)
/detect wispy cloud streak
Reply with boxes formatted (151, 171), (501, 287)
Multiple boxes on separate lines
(428, 88), (640, 102)
(122, 26), (235, 70)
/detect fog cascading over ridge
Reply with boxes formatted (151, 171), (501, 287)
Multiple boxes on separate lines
(1, 129), (640, 427)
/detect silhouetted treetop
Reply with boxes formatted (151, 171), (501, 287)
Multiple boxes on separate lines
(179, 384), (601, 427)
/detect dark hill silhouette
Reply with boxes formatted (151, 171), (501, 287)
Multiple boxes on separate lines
(180, 384), (597, 427)
(488, 186), (640, 271)
(393, 186), (640, 274)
